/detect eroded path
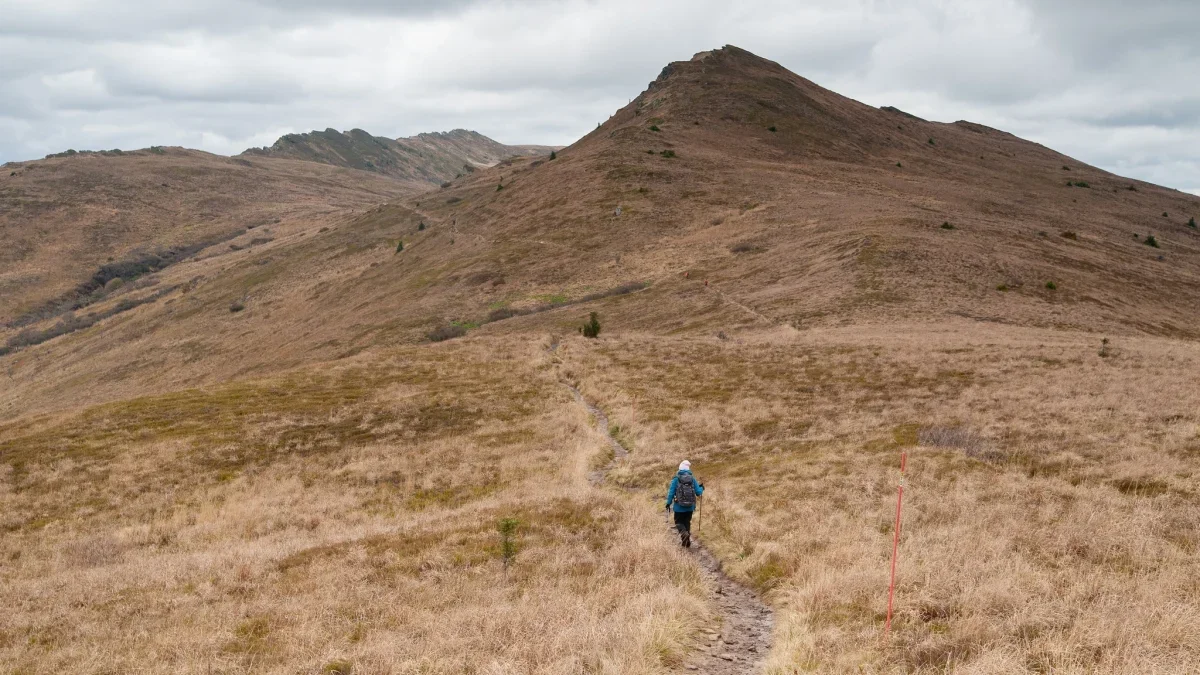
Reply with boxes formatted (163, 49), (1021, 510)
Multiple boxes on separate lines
(561, 381), (774, 674)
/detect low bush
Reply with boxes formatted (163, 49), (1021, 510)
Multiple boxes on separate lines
(1045, 281), (1057, 290)
(996, 284), (1009, 291)
(1189, 217), (1196, 228)
(768, 126), (777, 132)
(229, 300), (245, 313)
(418, 222), (425, 231)
(659, 150), (676, 158)
(649, 125), (661, 132)
(427, 324), (467, 342)
(580, 312), (601, 338)
(1060, 231), (1077, 240)
(1145, 235), (1160, 248)
(395, 241), (404, 253)
(928, 138), (936, 145)
(549, 150), (557, 160)
(941, 222), (954, 230)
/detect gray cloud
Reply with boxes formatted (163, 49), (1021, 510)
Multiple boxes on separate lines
(1, 0), (1198, 194)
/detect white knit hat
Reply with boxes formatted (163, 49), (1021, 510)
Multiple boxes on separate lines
(679, 460), (691, 471)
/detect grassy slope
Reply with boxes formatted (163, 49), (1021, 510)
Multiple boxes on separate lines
(0, 339), (707, 673)
(0, 148), (416, 323)
(3, 45), (1200, 673)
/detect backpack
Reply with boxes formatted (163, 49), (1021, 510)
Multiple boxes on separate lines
(675, 473), (697, 508)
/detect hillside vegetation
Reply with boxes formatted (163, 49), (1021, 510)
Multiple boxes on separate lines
(3, 45), (1200, 673)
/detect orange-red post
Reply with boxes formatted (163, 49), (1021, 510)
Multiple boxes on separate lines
(885, 451), (907, 638)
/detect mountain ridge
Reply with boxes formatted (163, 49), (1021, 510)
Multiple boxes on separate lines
(240, 127), (556, 184)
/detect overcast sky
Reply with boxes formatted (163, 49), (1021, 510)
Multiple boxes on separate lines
(2, 0), (1199, 194)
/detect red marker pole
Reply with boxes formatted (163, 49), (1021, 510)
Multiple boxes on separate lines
(885, 451), (907, 639)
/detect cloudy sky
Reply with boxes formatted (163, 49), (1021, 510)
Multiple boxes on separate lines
(2, 0), (1199, 194)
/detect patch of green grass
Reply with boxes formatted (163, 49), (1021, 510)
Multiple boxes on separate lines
(649, 124), (661, 132)
(659, 150), (676, 158)
(1145, 235), (1160, 248)
(1045, 281), (1057, 290)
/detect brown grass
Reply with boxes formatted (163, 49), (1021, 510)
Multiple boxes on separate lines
(559, 322), (1200, 672)
(0, 340), (710, 673)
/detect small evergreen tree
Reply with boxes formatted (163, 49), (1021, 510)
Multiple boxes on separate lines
(418, 222), (425, 231)
(580, 312), (601, 338)
(549, 150), (557, 160)
(496, 183), (503, 191)
(499, 518), (520, 575)
(1144, 234), (1159, 248)
(1189, 216), (1196, 229)
(395, 240), (403, 253)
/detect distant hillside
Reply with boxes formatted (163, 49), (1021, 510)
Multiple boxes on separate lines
(0, 147), (415, 326)
(240, 128), (556, 184)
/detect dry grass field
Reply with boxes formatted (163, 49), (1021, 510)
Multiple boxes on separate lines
(561, 321), (1200, 672)
(4, 45), (1200, 673)
(0, 339), (711, 674)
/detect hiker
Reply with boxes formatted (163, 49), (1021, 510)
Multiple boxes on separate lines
(666, 460), (704, 548)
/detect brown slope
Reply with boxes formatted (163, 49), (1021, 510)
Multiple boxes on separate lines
(0, 148), (417, 326)
(240, 127), (556, 184)
(4, 45), (1200, 420)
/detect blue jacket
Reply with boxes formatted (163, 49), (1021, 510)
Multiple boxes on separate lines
(666, 470), (704, 513)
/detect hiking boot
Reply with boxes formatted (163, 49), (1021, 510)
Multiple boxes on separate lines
(682, 531), (691, 548)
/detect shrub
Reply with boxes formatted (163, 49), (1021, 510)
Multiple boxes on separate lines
(1070, 181), (1090, 188)
(486, 307), (518, 322)
(580, 312), (601, 338)
(1145, 235), (1159, 248)
(1060, 231), (1077, 240)
(549, 150), (556, 160)
(996, 284), (1009, 291)
(499, 518), (520, 573)
(768, 126), (777, 132)
(496, 183), (503, 191)
(1100, 337), (1110, 358)
(1162, 212), (1169, 217)
(427, 324), (467, 342)
(148, 146), (166, 155)
(1126, 185), (1138, 191)
(418, 222), (425, 231)
(659, 150), (676, 158)
(896, 162), (902, 167)
(649, 124), (660, 132)
(439, 181), (451, 188)
(395, 240), (403, 253)
(229, 300), (245, 313)
(928, 138), (936, 145)
(1189, 217), (1197, 229)
(1062, 165), (1071, 171)
(1045, 281), (1057, 290)
(940, 222), (954, 230)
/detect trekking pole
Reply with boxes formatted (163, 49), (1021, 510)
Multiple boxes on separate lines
(696, 495), (702, 536)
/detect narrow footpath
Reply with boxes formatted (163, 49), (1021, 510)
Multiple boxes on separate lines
(561, 382), (774, 674)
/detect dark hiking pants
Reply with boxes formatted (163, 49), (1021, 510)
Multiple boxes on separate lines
(673, 510), (693, 534)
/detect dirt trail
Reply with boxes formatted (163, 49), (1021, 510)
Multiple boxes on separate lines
(561, 380), (774, 674)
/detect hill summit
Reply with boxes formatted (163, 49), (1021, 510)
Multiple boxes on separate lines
(240, 127), (555, 184)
